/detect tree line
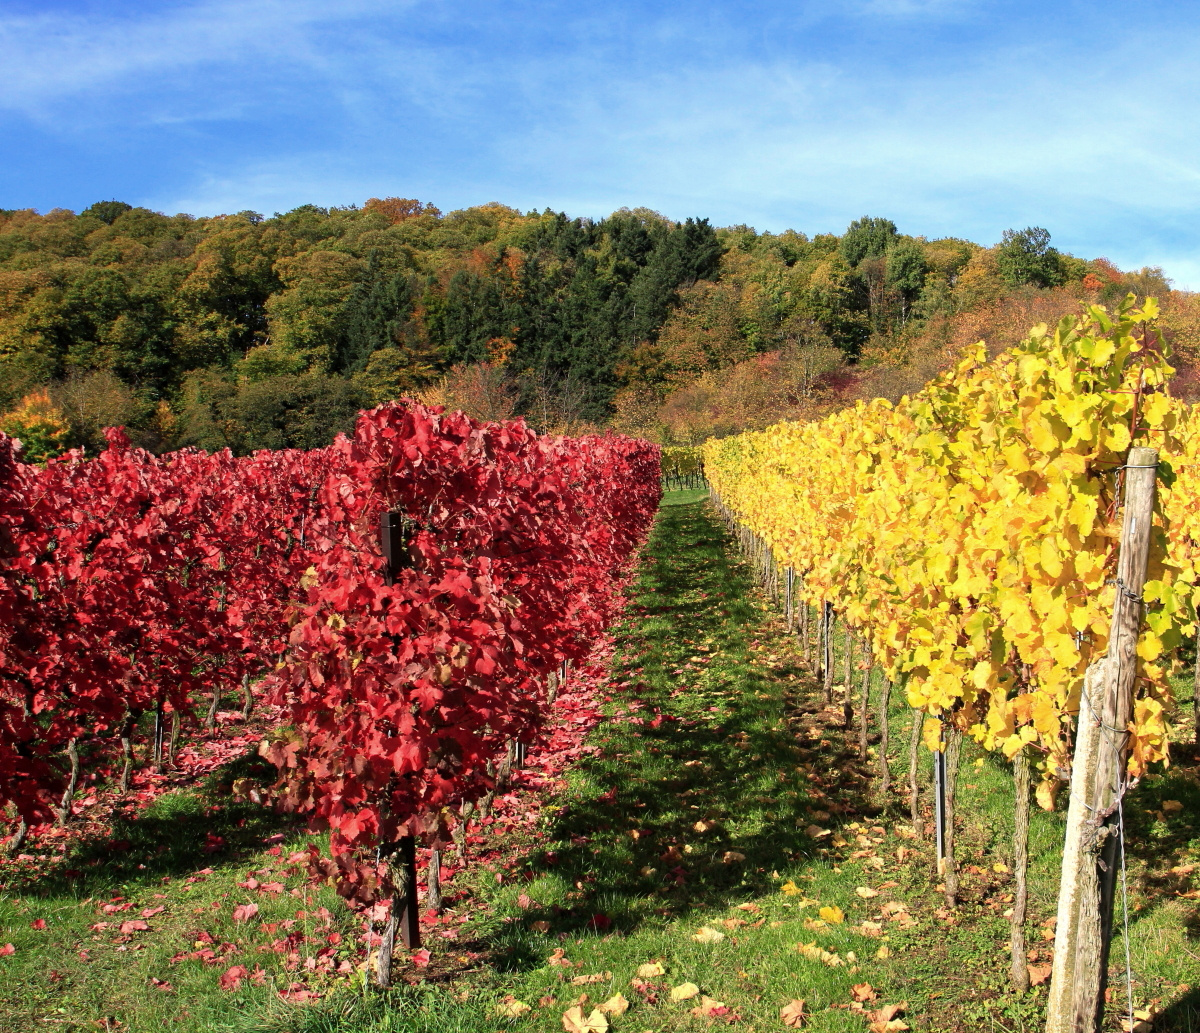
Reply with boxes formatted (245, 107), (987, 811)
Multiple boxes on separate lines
(0, 196), (1176, 458)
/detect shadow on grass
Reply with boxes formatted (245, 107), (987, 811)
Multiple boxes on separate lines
(1157, 987), (1200, 1033)
(487, 494), (876, 956)
(15, 752), (301, 898)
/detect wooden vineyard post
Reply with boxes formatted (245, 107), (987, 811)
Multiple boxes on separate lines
(822, 603), (834, 704)
(1193, 638), (1200, 746)
(379, 511), (422, 962)
(908, 708), (923, 840)
(785, 567), (794, 630)
(1045, 447), (1157, 1033)
(397, 834), (421, 948)
(933, 721), (946, 868)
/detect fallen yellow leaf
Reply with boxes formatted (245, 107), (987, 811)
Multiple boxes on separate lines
(670, 982), (700, 1002)
(561, 1005), (608, 1033)
(496, 995), (532, 1017)
(692, 926), (725, 944)
(818, 905), (845, 924)
(599, 993), (629, 1017)
(636, 961), (666, 977)
(780, 998), (808, 1027)
(856, 886), (880, 898)
(690, 996), (728, 1018)
(570, 971), (612, 985)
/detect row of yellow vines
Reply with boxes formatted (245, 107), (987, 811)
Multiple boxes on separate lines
(704, 297), (1200, 804)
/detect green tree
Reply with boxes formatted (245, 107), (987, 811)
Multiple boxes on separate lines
(996, 226), (1064, 288)
(886, 238), (928, 321)
(839, 217), (898, 267)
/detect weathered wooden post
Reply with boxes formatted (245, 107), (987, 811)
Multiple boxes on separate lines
(380, 511), (421, 959)
(1046, 447), (1157, 1033)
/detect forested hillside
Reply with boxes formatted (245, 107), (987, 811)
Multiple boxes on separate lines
(0, 198), (1191, 458)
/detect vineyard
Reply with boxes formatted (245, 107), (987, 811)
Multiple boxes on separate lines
(0, 401), (660, 986)
(3, 299), (1200, 1032)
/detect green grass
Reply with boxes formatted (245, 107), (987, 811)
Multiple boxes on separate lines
(4, 487), (1200, 1031)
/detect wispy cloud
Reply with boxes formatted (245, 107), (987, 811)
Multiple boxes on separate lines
(3, 0), (1199, 285)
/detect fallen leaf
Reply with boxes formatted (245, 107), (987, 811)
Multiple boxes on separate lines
(723, 851), (746, 864)
(818, 906), (844, 924)
(780, 880), (802, 896)
(1028, 963), (1052, 986)
(1162, 800), (1184, 813)
(670, 982), (700, 1001)
(148, 976), (173, 991)
(531, 920), (551, 933)
(411, 948), (431, 968)
(561, 1005), (608, 1033)
(876, 945), (892, 959)
(219, 965), (248, 991)
(690, 995), (728, 1018)
(780, 998), (808, 1027)
(736, 903), (760, 913)
(797, 942), (843, 966)
(548, 948), (574, 967)
(233, 903), (259, 923)
(599, 993), (629, 1017)
(571, 971), (613, 985)
(858, 921), (883, 937)
(852, 983), (878, 1002)
(30, 919), (46, 930)
(866, 1002), (909, 1030)
(637, 961), (666, 977)
(118, 920), (150, 934)
(805, 825), (831, 839)
(856, 886), (880, 899)
(692, 926), (725, 944)
(496, 995), (532, 1017)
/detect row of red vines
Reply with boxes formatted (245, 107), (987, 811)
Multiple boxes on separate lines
(266, 403), (660, 903)
(0, 403), (660, 904)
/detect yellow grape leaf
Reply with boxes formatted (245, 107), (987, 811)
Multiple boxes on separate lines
(780, 880), (802, 896)
(669, 982), (700, 1002)
(598, 993), (629, 1017)
(856, 886), (879, 898)
(636, 961), (665, 977)
(922, 718), (943, 753)
(797, 941), (844, 966)
(561, 1006), (608, 1033)
(570, 972), (612, 985)
(1035, 778), (1061, 812)
(496, 995), (532, 1017)
(818, 905), (844, 924)
(692, 926), (725, 944)
(780, 999), (808, 1027)
(690, 996), (728, 1018)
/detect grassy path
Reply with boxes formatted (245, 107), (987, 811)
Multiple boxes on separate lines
(4, 490), (1200, 1031)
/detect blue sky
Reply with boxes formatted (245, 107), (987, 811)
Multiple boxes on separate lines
(2, 0), (1199, 284)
